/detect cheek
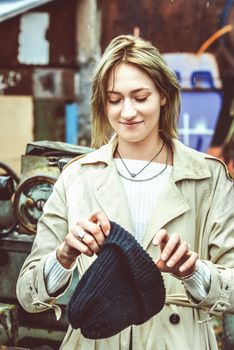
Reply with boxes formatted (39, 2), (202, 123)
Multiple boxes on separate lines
(107, 117), (118, 132)
(142, 104), (161, 117)
(106, 104), (119, 118)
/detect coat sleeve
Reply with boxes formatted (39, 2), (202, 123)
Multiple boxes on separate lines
(189, 160), (234, 315)
(16, 172), (72, 319)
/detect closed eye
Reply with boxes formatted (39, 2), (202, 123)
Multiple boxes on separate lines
(108, 99), (121, 104)
(135, 97), (148, 102)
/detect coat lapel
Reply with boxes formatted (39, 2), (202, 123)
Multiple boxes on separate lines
(142, 140), (211, 250)
(92, 163), (133, 233)
(143, 177), (190, 250)
(79, 135), (133, 232)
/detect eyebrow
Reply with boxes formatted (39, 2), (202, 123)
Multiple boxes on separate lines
(107, 88), (151, 94)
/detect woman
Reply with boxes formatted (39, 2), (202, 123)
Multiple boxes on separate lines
(17, 35), (234, 350)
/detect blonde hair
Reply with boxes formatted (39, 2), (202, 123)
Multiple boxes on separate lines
(91, 35), (181, 148)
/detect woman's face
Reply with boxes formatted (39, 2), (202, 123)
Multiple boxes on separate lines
(106, 62), (166, 148)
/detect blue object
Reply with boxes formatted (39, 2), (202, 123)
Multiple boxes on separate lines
(174, 71), (181, 82)
(191, 71), (214, 89)
(65, 103), (79, 144)
(178, 91), (223, 152)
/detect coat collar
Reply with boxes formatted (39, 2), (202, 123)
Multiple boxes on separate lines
(78, 135), (211, 182)
(172, 139), (211, 181)
(72, 134), (117, 167)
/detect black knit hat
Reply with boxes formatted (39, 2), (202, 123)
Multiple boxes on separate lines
(67, 221), (165, 339)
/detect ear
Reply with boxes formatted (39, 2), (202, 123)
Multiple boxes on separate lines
(160, 95), (166, 106)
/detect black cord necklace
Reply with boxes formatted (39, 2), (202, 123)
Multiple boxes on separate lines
(116, 141), (165, 179)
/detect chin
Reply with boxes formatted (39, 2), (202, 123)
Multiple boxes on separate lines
(121, 137), (145, 144)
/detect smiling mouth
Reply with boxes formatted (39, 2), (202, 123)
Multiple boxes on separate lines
(119, 121), (143, 126)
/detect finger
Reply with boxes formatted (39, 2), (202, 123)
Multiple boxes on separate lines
(75, 220), (106, 246)
(82, 232), (104, 254)
(57, 241), (79, 261)
(65, 232), (94, 257)
(178, 251), (198, 273)
(71, 222), (104, 254)
(88, 209), (111, 236)
(160, 232), (180, 261)
(152, 229), (168, 246)
(155, 258), (169, 273)
(166, 241), (190, 267)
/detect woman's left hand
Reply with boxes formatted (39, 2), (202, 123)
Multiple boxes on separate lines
(153, 229), (198, 279)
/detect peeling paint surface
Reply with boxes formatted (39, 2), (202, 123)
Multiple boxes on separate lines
(18, 12), (49, 65)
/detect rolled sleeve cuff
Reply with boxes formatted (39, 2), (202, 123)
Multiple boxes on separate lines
(186, 260), (233, 316)
(28, 253), (73, 320)
(44, 250), (76, 295)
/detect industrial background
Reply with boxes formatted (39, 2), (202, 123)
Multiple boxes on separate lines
(0, 0), (233, 172)
(0, 0), (233, 349)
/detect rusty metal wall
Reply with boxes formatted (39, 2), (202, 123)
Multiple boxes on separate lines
(98, 0), (227, 53)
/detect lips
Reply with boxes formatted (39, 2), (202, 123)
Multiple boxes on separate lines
(119, 121), (143, 126)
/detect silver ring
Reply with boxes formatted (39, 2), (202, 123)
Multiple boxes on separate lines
(73, 228), (86, 242)
(187, 243), (190, 251)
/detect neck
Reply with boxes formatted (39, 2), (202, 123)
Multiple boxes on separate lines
(116, 138), (163, 161)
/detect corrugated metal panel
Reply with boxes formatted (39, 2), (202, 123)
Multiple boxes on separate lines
(0, 0), (55, 22)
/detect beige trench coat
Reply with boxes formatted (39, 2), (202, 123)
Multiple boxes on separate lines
(17, 137), (234, 350)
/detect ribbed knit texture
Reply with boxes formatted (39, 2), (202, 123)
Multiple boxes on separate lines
(44, 250), (76, 294)
(114, 159), (172, 243)
(44, 254), (211, 301)
(67, 221), (166, 339)
(183, 260), (211, 300)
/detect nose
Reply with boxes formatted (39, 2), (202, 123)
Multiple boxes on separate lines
(121, 98), (137, 119)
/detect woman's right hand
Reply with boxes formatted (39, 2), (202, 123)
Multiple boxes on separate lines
(56, 209), (111, 269)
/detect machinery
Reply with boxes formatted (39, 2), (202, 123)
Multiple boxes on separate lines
(0, 141), (93, 348)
